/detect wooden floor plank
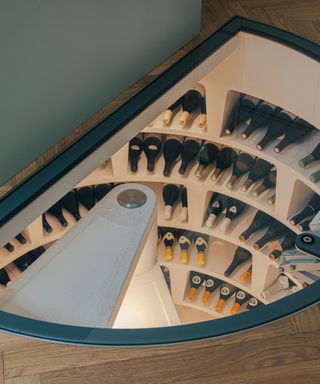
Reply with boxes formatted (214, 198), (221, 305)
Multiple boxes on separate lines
(290, 304), (320, 333)
(5, 376), (41, 384)
(0, 353), (4, 384)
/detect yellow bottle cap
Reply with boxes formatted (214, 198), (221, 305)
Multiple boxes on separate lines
(239, 271), (251, 282)
(230, 303), (241, 315)
(179, 111), (190, 126)
(180, 250), (189, 264)
(198, 114), (207, 129)
(202, 291), (211, 304)
(215, 299), (225, 313)
(163, 109), (173, 125)
(188, 287), (197, 301)
(165, 247), (173, 261)
(197, 252), (206, 266)
(269, 254), (276, 261)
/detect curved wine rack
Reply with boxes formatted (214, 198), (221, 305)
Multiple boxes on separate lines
(0, 18), (320, 345)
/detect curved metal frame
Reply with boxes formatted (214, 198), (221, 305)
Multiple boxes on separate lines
(0, 17), (319, 346)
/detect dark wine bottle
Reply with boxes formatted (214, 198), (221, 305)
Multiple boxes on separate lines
(298, 143), (320, 168)
(239, 210), (272, 242)
(179, 83), (206, 127)
(256, 109), (293, 150)
(195, 142), (219, 178)
(194, 233), (209, 266)
(42, 213), (52, 233)
(48, 201), (68, 227)
(205, 193), (229, 227)
(163, 135), (183, 177)
(179, 186), (188, 222)
(269, 231), (296, 260)
(224, 94), (261, 135)
(274, 118), (314, 153)
(179, 138), (201, 175)
(94, 183), (114, 201)
(247, 297), (263, 310)
(143, 134), (162, 172)
(128, 134), (144, 172)
(298, 219), (312, 231)
(160, 228), (177, 261)
(226, 152), (254, 189)
(162, 184), (180, 220)
(3, 242), (14, 252)
(0, 268), (10, 286)
(241, 101), (279, 139)
(252, 167), (276, 197)
(14, 252), (36, 272)
(290, 194), (320, 225)
(187, 271), (207, 301)
(163, 95), (184, 125)
(201, 276), (222, 304)
(15, 233), (27, 244)
(178, 230), (193, 264)
(29, 246), (46, 260)
(230, 289), (250, 314)
(241, 158), (272, 191)
(61, 190), (81, 221)
(77, 187), (96, 210)
(211, 147), (236, 181)
(239, 265), (252, 282)
(220, 198), (246, 232)
(224, 247), (252, 277)
(309, 169), (320, 183)
(215, 283), (237, 313)
(253, 220), (287, 250)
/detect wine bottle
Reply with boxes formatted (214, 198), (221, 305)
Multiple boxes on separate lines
(224, 247), (252, 277)
(309, 169), (320, 184)
(247, 297), (263, 310)
(15, 233), (27, 244)
(241, 101), (279, 139)
(215, 283), (237, 313)
(195, 142), (219, 178)
(160, 228), (177, 261)
(0, 268), (10, 286)
(61, 190), (81, 221)
(226, 152), (254, 189)
(163, 135), (183, 177)
(13, 247), (46, 272)
(256, 109), (292, 150)
(163, 96), (184, 125)
(211, 147), (236, 181)
(179, 186), (188, 222)
(162, 184), (180, 220)
(47, 201), (68, 227)
(252, 167), (276, 197)
(42, 213), (52, 233)
(178, 230), (193, 264)
(201, 276), (222, 304)
(220, 198), (246, 232)
(239, 265), (252, 282)
(241, 158), (272, 191)
(230, 289), (250, 314)
(290, 194), (320, 225)
(239, 210), (272, 242)
(267, 194), (276, 206)
(187, 271), (207, 301)
(224, 94), (261, 135)
(29, 246), (46, 260)
(198, 89), (207, 129)
(298, 219), (312, 231)
(3, 242), (14, 252)
(179, 138), (201, 175)
(143, 134), (162, 172)
(274, 118), (314, 153)
(179, 83), (206, 127)
(77, 187), (96, 210)
(94, 183), (114, 201)
(261, 275), (295, 299)
(298, 143), (320, 168)
(194, 233), (209, 266)
(128, 134), (144, 172)
(205, 193), (229, 227)
(269, 231), (296, 260)
(253, 220), (287, 250)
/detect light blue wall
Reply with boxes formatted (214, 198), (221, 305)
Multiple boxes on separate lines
(0, 0), (201, 185)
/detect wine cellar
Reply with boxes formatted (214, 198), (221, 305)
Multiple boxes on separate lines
(0, 30), (320, 332)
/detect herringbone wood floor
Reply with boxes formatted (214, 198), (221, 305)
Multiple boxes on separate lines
(1, 1), (320, 383)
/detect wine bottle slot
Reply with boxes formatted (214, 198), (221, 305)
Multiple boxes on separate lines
(187, 271), (206, 301)
(224, 247), (252, 277)
(211, 147), (236, 181)
(290, 194), (320, 225)
(298, 143), (320, 168)
(128, 135), (144, 172)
